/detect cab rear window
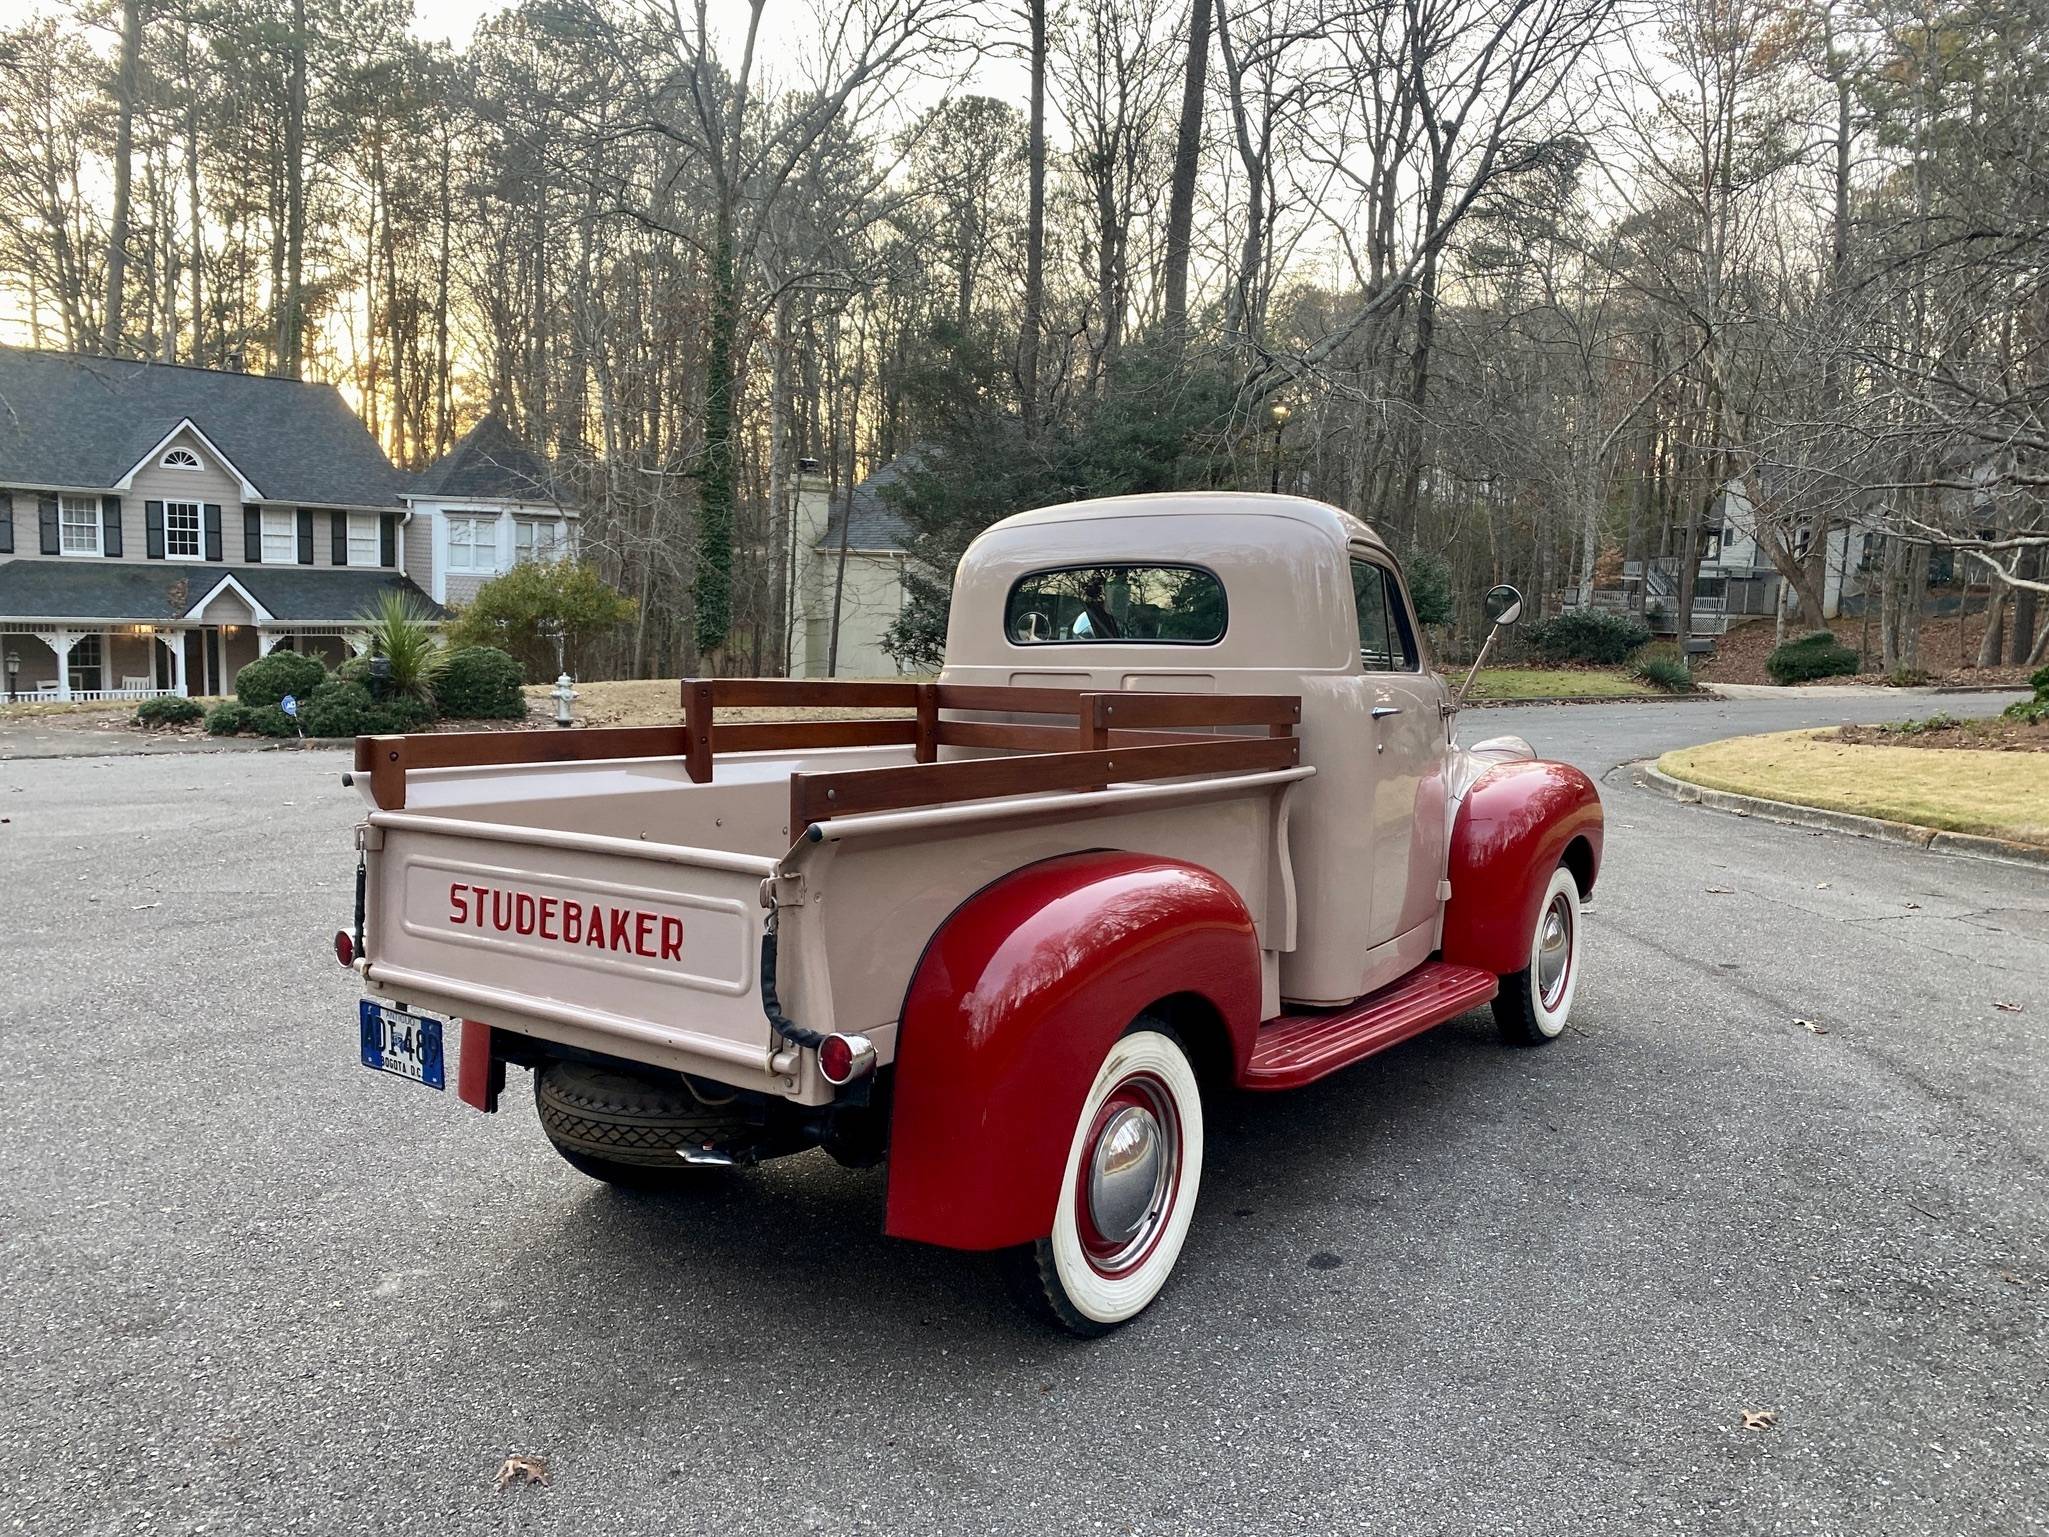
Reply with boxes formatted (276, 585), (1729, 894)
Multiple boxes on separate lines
(1005, 565), (1227, 645)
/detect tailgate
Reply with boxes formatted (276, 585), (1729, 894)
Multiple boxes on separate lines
(359, 812), (780, 1079)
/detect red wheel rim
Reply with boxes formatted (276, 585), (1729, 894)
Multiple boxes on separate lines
(1073, 1071), (1182, 1278)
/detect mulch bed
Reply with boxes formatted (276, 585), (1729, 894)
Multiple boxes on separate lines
(1832, 716), (2049, 753)
(1697, 613), (2040, 688)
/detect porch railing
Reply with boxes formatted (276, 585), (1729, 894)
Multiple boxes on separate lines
(6, 685), (183, 705)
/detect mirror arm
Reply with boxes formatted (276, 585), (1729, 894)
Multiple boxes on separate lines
(1453, 622), (1504, 708)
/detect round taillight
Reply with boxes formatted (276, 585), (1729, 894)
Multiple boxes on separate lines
(334, 929), (355, 967)
(817, 1032), (876, 1087)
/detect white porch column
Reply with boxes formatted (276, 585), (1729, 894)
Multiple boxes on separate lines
(346, 633), (371, 657)
(157, 631), (189, 698)
(257, 628), (285, 657)
(37, 628), (77, 701)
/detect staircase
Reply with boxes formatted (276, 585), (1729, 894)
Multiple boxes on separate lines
(1582, 559), (1730, 638)
(1243, 963), (1500, 1091)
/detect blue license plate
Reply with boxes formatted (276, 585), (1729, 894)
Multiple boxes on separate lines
(359, 1000), (445, 1090)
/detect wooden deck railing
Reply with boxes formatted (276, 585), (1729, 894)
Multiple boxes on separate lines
(355, 677), (1302, 823)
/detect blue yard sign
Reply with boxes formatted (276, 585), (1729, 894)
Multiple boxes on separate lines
(279, 694), (299, 717)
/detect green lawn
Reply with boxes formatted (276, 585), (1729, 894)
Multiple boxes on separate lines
(1660, 729), (2049, 845)
(1465, 667), (1663, 701)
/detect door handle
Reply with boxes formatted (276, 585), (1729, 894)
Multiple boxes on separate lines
(1371, 705), (1403, 719)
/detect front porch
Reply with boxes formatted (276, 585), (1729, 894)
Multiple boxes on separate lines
(2, 623), (372, 703)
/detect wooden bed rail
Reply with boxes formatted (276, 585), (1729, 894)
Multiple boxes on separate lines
(353, 677), (1301, 814)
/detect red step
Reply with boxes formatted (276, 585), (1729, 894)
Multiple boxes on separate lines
(1242, 962), (1499, 1091)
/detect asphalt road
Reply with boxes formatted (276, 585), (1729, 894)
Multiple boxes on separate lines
(2, 691), (2043, 1536)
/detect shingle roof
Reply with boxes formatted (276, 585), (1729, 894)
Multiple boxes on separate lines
(818, 452), (918, 553)
(411, 412), (559, 503)
(0, 345), (414, 507)
(0, 560), (442, 623)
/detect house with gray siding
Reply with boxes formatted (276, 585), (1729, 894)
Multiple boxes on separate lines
(0, 345), (440, 700)
(404, 413), (577, 609)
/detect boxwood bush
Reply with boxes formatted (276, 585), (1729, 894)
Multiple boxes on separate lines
(234, 650), (327, 710)
(1520, 609), (1652, 665)
(204, 701), (253, 735)
(434, 645), (526, 719)
(299, 679), (438, 737)
(135, 695), (205, 727)
(1765, 630), (1861, 685)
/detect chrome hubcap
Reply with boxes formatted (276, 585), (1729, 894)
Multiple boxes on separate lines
(1088, 1104), (1166, 1247)
(1537, 893), (1573, 1009)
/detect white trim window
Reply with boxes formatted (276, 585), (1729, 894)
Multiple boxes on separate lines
(513, 518), (562, 564)
(260, 509), (296, 564)
(446, 515), (498, 573)
(59, 494), (102, 556)
(160, 448), (202, 470)
(165, 501), (202, 560)
(346, 512), (380, 567)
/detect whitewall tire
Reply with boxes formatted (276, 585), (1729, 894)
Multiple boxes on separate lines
(1492, 863), (1582, 1046)
(1012, 1023), (1204, 1336)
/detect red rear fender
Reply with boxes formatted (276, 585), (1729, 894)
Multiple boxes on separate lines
(1441, 760), (1603, 977)
(885, 851), (1263, 1251)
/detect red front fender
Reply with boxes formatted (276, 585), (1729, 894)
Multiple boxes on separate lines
(884, 851), (1263, 1251)
(1441, 759), (1603, 977)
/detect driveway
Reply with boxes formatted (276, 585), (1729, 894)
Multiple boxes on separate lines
(1, 691), (2042, 1536)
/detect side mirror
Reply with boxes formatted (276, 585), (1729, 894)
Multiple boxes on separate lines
(1453, 585), (1528, 709)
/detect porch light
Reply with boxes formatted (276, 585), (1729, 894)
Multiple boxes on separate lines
(4, 650), (17, 702)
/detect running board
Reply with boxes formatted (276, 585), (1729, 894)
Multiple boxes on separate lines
(1242, 963), (1499, 1091)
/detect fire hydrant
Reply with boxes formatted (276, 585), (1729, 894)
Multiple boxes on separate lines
(551, 672), (578, 727)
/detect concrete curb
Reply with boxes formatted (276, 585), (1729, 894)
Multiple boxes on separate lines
(1468, 691), (1709, 709)
(1629, 761), (2049, 872)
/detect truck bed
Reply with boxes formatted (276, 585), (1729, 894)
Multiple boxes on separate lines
(352, 681), (1310, 1103)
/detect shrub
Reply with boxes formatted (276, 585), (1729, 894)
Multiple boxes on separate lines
(1765, 629), (1861, 685)
(136, 695), (204, 727)
(1633, 649), (1693, 693)
(244, 704), (299, 737)
(1886, 667), (1931, 688)
(300, 678), (376, 738)
(447, 559), (636, 680)
(1520, 609), (1652, 666)
(205, 702), (253, 736)
(336, 652), (372, 684)
(2031, 664), (2049, 695)
(356, 591), (446, 704)
(234, 650), (327, 710)
(364, 694), (434, 733)
(2006, 696), (2048, 723)
(434, 645), (527, 719)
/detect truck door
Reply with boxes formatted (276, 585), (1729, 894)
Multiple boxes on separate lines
(1350, 555), (1450, 951)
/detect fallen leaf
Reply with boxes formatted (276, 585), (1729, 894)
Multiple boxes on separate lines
(132, 902), (159, 911)
(1816, 882), (1831, 890)
(1741, 1409), (1777, 1431)
(1993, 1001), (2024, 1013)
(494, 1455), (550, 1491)
(1904, 902), (1921, 910)
(1798, 1020), (1829, 1036)
(2000, 1271), (2025, 1286)
(1705, 886), (1735, 894)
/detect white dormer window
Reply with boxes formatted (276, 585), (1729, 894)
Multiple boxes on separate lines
(161, 448), (202, 470)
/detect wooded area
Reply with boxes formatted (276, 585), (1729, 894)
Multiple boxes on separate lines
(4, 0), (2045, 673)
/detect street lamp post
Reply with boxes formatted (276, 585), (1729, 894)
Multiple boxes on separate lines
(1268, 402), (1291, 494)
(4, 650), (18, 703)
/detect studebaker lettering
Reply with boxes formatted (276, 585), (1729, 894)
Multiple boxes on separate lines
(447, 880), (684, 961)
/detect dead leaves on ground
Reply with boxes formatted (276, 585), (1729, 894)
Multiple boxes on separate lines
(1993, 1000), (2025, 1013)
(1796, 1019), (1830, 1035)
(494, 1455), (550, 1491)
(1741, 1409), (1778, 1432)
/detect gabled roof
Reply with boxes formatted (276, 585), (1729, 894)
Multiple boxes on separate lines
(818, 451), (918, 553)
(411, 412), (560, 503)
(0, 560), (443, 624)
(0, 345), (413, 507)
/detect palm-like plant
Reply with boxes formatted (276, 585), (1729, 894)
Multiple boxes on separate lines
(357, 591), (447, 704)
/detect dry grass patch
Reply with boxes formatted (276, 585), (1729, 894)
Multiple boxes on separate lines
(1659, 728), (2049, 845)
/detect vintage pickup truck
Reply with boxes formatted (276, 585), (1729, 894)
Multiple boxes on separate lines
(340, 493), (1602, 1333)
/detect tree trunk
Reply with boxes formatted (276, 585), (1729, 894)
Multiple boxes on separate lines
(695, 213), (739, 659)
(101, 0), (142, 353)
(1161, 0), (1212, 346)
(1019, 0), (1047, 433)
(279, 0), (309, 377)
(2011, 545), (2040, 664)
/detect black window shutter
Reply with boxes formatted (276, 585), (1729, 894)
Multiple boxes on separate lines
(244, 508), (262, 563)
(101, 495), (122, 557)
(296, 509), (314, 564)
(1, 493), (16, 553)
(146, 500), (165, 558)
(331, 511), (349, 566)
(380, 514), (396, 567)
(39, 496), (59, 554)
(203, 503), (223, 562)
